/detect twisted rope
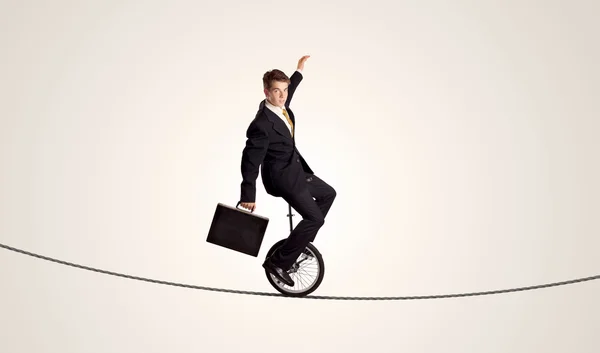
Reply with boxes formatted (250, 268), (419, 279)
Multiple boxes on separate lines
(1, 242), (597, 300)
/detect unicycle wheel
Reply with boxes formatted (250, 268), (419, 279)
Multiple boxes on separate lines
(264, 239), (325, 297)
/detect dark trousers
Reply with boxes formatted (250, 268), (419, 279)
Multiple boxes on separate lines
(269, 173), (336, 270)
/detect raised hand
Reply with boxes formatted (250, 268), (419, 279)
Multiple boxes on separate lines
(297, 55), (310, 71)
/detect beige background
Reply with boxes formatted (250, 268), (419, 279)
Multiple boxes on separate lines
(1, 0), (598, 352)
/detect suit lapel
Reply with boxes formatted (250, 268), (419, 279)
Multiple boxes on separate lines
(260, 99), (294, 139)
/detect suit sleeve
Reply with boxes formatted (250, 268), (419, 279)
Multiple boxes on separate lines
(240, 119), (269, 202)
(285, 70), (303, 108)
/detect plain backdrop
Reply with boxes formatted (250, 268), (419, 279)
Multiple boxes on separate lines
(1, 0), (598, 352)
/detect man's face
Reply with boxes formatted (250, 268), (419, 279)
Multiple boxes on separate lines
(264, 80), (288, 108)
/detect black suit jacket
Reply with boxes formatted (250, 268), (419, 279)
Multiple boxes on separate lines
(240, 71), (314, 203)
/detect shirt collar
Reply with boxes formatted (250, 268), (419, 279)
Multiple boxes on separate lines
(265, 99), (285, 112)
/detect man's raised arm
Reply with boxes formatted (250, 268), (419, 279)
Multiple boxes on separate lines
(285, 55), (310, 107)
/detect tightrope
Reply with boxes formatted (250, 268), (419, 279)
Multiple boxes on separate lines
(1, 242), (598, 300)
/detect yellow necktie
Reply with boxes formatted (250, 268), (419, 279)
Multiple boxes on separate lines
(282, 108), (294, 137)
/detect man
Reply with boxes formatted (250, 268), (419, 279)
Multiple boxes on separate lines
(238, 55), (336, 287)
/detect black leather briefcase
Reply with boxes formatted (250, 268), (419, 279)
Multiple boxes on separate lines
(206, 202), (269, 257)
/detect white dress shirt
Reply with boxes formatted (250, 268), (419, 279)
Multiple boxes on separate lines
(264, 69), (302, 135)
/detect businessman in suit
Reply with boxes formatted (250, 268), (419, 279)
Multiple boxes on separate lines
(238, 55), (336, 286)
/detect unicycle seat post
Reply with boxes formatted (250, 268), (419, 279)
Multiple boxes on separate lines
(286, 204), (294, 232)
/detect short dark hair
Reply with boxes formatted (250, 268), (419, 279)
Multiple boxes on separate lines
(263, 69), (290, 90)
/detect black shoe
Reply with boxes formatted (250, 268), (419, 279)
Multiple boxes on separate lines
(263, 258), (294, 287)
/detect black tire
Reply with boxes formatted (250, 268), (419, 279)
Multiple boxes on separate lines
(264, 239), (325, 297)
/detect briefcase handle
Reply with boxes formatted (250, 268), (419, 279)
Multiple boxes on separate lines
(236, 201), (254, 213)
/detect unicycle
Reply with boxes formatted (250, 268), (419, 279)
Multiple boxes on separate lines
(264, 204), (325, 297)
